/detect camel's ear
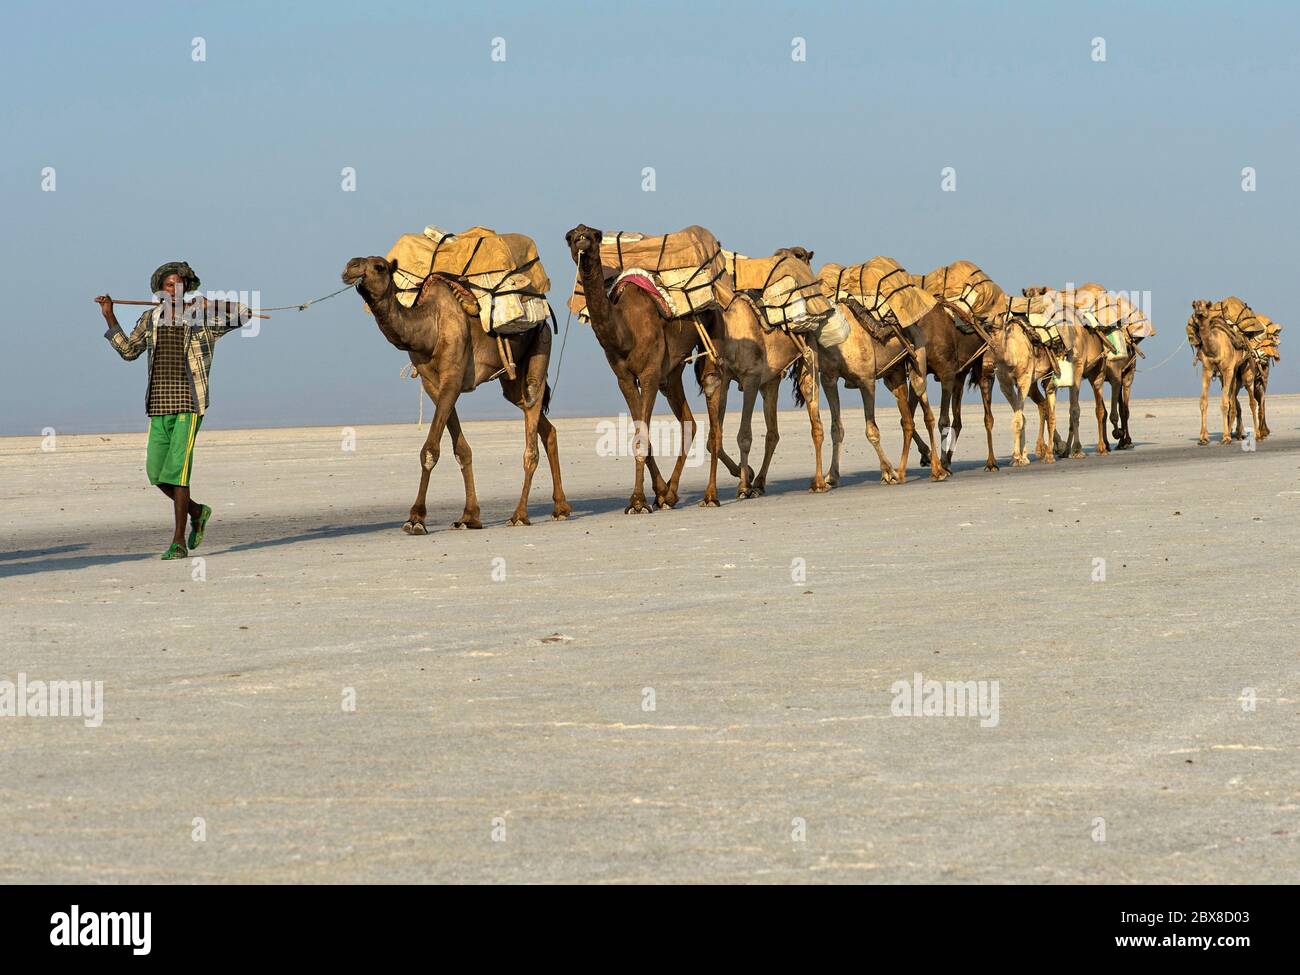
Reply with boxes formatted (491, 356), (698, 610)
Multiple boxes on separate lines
(387, 258), (399, 275)
(564, 229), (575, 247)
(804, 249), (814, 264)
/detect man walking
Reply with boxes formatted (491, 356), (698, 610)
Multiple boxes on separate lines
(96, 261), (251, 560)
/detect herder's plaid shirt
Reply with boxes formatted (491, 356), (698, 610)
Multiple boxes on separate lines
(104, 300), (250, 416)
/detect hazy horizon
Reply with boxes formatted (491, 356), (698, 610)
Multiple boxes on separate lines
(3, 0), (1296, 436)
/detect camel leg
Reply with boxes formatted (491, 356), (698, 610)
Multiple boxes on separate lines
(535, 414), (572, 520)
(443, 409), (483, 529)
(1244, 370), (1261, 442)
(695, 352), (724, 508)
(936, 382), (952, 470)
(1198, 366), (1211, 445)
(404, 382), (462, 534)
(1066, 382), (1086, 457)
(713, 377), (745, 480)
(823, 374), (845, 488)
(615, 373), (656, 513)
(1046, 382), (1061, 463)
(943, 377), (963, 472)
(1219, 374), (1235, 446)
(1028, 383), (1049, 458)
(661, 368), (695, 508)
(1114, 365), (1134, 448)
(908, 386), (931, 468)
(1258, 381), (1269, 439)
(505, 379), (542, 526)
(858, 383), (898, 484)
(907, 352), (947, 481)
(1109, 374), (1122, 440)
(1091, 375), (1110, 455)
(885, 371), (917, 484)
(734, 382), (761, 498)
(752, 380), (781, 495)
(979, 370), (999, 471)
(998, 370), (1031, 467)
(798, 361), (829, 493)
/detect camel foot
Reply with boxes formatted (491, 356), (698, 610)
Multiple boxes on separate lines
(917, 451), (931, 469)
(826, 473), (840, 488)
(1012, 457), (1030, 467)
(984, 461), (1000, 472)
(751, 481), (767, 497)
(1218, 437), (1232, 446)
(551, 503), (572, 521)
(1197, 437), (1209, 446)
(930, 467), (950, 482)
(1069, 449), (1086, 459)
(452, 518), (483, 530)
(1096, 447), (1110, 456)
(736, 486), (756, 500)
(508, 513), (531, 527)
(624, 498), (652, 514)
(401, 520), (427, 536)
(1042, 453), (1056, 465)
(698, 495), (721, 508)
(809, 478), (830, 494)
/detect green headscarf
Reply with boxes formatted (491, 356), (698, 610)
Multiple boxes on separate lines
(150, 261), (201, 295)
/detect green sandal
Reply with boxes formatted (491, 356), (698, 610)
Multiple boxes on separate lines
(188, 504), (212, 550)
(162, 543), (189, 560)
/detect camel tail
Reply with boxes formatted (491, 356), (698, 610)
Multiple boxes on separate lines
(693, 353), (708, 394)
(790, 355), (808, 408)
(542, 381), (551, 415)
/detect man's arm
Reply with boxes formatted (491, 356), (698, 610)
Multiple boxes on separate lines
(97, 296), (149, 360)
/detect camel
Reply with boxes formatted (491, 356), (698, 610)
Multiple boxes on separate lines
(1041, 322), (1112, 458)
(342, 256), (570, 532)
(1231, 314), (1279, 441)
(704, 247), (828, 497)
(903, 263), (1057, 472)
(1233, 356), (1272, 441)
(814, 302), (949, 485)
(1104, 353), (1138, 449)
(565, 224), (722, 511)
(1188, 300), (1258, 446)
(904, 306), (999, 472)
(984, 298), (1060, 467)
(1024, 285), (1116, 459)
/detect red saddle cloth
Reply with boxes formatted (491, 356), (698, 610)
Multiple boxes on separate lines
(611, 273), (672, 317)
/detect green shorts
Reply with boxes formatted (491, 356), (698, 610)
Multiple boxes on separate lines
(146, 412), (202, 487)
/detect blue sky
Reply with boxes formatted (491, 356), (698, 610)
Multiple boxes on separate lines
(2, 0), (1297, 434)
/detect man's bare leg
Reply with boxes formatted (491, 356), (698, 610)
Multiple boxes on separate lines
(157, 484), (201, 548)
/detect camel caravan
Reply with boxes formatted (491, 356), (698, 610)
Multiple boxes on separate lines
(338, 223), (1282, 530)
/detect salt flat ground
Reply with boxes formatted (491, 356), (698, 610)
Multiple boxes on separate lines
(1, 393), (1297, 884)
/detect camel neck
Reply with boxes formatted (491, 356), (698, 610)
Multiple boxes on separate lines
(362, 282), (423, 352)
(578, 251), (625, 348)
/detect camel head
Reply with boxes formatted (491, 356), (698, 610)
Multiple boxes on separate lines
(1022, 286), (1049, 298)
(565, 224), (603, 266)
(342, 256), (398, 298)
(775, 246), (815, 266)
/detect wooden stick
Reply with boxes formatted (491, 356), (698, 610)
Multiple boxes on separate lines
(94, 298), (270, 319)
